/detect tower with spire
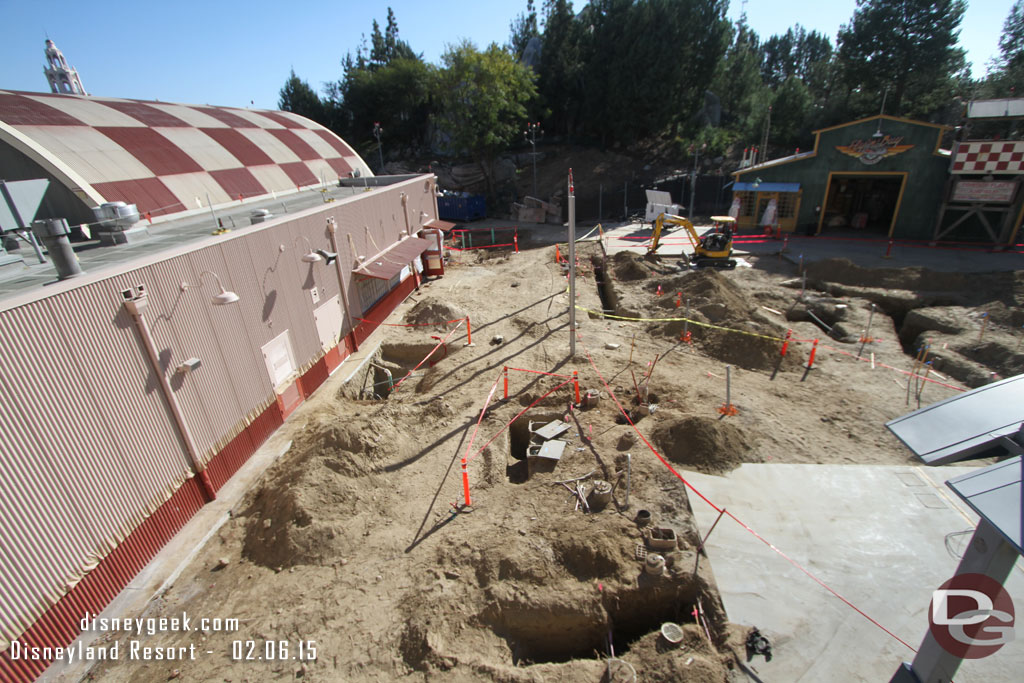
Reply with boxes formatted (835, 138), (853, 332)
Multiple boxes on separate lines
(43, 39), (87, 95)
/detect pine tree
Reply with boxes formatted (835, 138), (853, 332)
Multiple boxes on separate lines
(836, 0), (968, 118)
(278, 69), (325, 124)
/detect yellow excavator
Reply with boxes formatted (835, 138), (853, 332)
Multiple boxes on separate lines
(647, 213), (736, 269)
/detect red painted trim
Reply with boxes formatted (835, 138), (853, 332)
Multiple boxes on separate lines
(276, 382), (303, 420)
(0, 478), (206, 683)
(299, 357), (329, 397)
(353, 274), (418, 346)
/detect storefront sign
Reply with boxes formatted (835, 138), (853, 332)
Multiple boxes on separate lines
(951, 179), (1018, 204)
(836, 135), (914, 165)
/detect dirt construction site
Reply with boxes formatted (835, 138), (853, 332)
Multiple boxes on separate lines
(78, 222), (1024, 682)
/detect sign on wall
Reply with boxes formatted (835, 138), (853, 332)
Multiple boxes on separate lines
(836, 135), (914, 165)
(950, 179), (1018, 204)
(951, 141), (1024, 174)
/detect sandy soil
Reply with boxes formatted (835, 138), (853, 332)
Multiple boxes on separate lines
(87, 235), (1023, 682)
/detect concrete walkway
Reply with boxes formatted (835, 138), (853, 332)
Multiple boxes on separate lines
(685, 462), (1024, 682)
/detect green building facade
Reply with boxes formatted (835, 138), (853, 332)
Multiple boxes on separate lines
(733, 115), (954, 240)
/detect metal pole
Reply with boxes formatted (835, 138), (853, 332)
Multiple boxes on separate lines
(725, 365), (731, 407)
(206, 193), (218, 229)
(569, 170), (577, 357)
(624, 453), (631, 509)
(0, 180), (46, 263)
(125, 299), (216, 502)
(531, 138), (538, 198)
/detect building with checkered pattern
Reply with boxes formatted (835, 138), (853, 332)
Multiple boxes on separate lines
(0, 89), (373, 229)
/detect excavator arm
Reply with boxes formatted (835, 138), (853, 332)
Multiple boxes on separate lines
(647, 212), (736, 269)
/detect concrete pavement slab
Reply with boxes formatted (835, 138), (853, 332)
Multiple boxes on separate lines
(684, 463), (1024, 682)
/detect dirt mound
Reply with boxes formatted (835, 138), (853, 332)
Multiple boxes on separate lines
(611, 250), (654, 281)
(651, 414), (756, 474)
(239, 401), (416, 568)
(405, 298), (468, 326)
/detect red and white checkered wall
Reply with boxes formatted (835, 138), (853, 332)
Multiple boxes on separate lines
(950, 140), (1024, 175)
(0, 90), (371, 218)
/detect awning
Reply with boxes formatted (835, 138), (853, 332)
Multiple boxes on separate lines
(734, 182), (801, 193)
(424, 218), (456, 231)
(354, 237), (431, 280)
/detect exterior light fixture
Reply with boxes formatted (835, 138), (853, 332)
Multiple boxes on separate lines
(181, 271), (240, 306)
(315, 249), (338, 265)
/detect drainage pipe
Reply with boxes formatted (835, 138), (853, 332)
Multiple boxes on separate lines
(125, 298), (216, 502)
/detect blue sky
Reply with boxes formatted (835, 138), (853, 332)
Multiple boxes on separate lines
(0, 0), (1015, 110)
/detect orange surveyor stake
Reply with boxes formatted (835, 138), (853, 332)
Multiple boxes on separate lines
(503, 366), (509, 399)
(807, 339), (819, 369)
(573, 370), (581, 404)
(556, 244), (562, 262)
(675, 292), (682, 308)
(780, 329), (792, 356)
(461, 458), (471, 507)
(466, 316), (472, 345)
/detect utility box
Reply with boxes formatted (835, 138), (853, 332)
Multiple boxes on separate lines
(645, 189), (683, 223)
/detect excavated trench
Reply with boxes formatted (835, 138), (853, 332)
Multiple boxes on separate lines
(365, 342), (456, 399)
(507, 410), (566, 483)
(483, 573), (714, 664)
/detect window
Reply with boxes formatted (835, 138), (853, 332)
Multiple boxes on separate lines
(777, 192), (799, 219)
(736, 191), (756, 217)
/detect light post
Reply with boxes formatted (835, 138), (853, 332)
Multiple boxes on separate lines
(524, 122), (542, 198)
(373, 122), (384, 172)
(689, 142), (705, 221)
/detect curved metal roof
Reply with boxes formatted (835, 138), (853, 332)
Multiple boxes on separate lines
(0, 90), (373, 220)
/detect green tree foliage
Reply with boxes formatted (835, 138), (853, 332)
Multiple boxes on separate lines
(508, 0), (540, 59)
(571, 0), (729, 145)
(278, 69), (325, 124)
(711, 18), (771, 140)
(760, 26), (832, 94)
(537, 0), (585, 134)
(982, 0), (1024, 98)
(325, 8), (430, 149)
(836, 0), (968, 119)
(432, 41), (537, 191)
(769, 76), (815, 148)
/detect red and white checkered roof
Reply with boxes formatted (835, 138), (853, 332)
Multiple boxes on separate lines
(0, 90), (372, 218)
(950, 140), (1024, 175)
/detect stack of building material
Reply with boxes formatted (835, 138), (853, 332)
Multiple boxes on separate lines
(512, 196), (562, 224)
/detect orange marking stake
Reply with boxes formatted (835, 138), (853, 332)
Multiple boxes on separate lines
(465, 316), (473, 346)
(675, 292), (682, 308)
(556, 244), (562, 263)
(807, 339), (819, 369)
(780, 329), (792, 356)
(514, 231), (519, 253)
(503, 366), (509, 399)
(573, 370), (581, 404)
(461, 458), (471, 507)
(884, 239), (894, 259)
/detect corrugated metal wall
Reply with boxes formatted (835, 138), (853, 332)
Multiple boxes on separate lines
(0, 175), (438, 678)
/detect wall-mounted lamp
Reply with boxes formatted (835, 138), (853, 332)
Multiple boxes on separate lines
(314, 249), (338, 265)
(280, 235), (324, 263)
(180, 270), (241, 306)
